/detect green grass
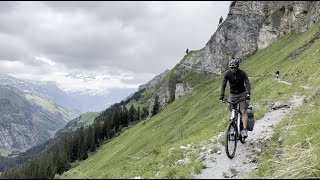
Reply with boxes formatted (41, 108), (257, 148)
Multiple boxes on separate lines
(25, 94), (57, 113)
(61, 77), (228, 179)
(246, 22), (320, 178)
(79, 112), (100, 127)
(250, 90), (320, 179)
(126, 87), (156, 110)
(61, 22), (320, 179)
(25, 94), (77, 121)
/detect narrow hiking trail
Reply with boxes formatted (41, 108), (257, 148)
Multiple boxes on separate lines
(276, 78), (311, 90)
(195, 81), (305, 179)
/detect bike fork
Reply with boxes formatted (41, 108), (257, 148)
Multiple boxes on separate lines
(237, 113), (241, 137)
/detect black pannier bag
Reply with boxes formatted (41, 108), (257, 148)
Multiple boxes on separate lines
(247, 106), (255, 131)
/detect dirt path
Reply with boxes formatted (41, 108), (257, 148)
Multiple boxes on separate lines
(277, 80), (292, 85)
(195, 95), (304, 179)
(276, 79), (311, 90)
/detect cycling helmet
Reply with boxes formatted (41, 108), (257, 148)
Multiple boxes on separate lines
(229, 59), (239, 68)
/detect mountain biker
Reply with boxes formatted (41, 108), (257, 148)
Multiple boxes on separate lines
(219, 58), (251, 138)
(275, 70), (280, 79)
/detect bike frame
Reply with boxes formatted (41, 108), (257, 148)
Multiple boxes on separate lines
(230, 103), (242, 138)
(225, 98), (246, 141)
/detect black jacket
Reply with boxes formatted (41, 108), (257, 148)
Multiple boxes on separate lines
(221, 69), (251, 96)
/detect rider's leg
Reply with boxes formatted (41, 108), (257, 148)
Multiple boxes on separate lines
(240, 100), (249, 129)
(240, 101), (249, 138)
(241, 109), (248, 129)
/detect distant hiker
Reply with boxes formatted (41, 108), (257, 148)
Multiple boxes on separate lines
(275, 70), (280, 79)
(220, 58), (251, 139)
(218, 16), (223, 26)
(186, 48), (189, 54)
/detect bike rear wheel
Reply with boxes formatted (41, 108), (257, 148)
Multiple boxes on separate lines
(225, 122), (237, 159)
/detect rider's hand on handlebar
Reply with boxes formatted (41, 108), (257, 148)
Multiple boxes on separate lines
(245, 93), (250, 101)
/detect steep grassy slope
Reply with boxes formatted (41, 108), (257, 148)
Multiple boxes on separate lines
(60, 76), (225, 178)
(25, 94), (77, 122)
(61, 22), (320, 179)
(55, 111), (100, 136)
(25, 94), (78, 138)
(247, 23), (320, 178)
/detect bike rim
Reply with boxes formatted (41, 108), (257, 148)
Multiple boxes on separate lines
(225, 123), (237, 158)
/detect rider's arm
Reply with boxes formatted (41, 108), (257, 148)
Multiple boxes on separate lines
(243, 71), (251, 95)
(221, 72), (228, 96)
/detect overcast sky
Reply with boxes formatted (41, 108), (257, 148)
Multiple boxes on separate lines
(0, 1), (230, 94)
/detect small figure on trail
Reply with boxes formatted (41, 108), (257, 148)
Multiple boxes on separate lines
(275, 70), (280, 80)
(218, 16), (224, 26)
(186, 48), (189, 54)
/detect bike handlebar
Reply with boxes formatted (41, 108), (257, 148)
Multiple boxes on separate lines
(221, 98), (246, 104)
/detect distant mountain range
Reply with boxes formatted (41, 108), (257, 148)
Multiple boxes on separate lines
(0, 74), (136, 113)
(0, 73), (137, 153)
(0, 84), (79, 153)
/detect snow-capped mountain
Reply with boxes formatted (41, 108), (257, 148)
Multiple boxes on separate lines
(0, 73), (80, 112)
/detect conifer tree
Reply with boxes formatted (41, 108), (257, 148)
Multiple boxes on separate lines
(121, 106), (129, 126)
(128, 104), (136, 123)
(152, 95), (160, 116)
(142, 106), (148, 119)
(136, 106), (141, 120)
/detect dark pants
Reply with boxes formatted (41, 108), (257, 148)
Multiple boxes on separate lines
(228, 92), (248, 111)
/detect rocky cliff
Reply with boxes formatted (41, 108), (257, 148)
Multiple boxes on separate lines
(0, 85), (77, 153)
(138, 69), (170, 91)
(204, 1), (320, 73)
(147, 1), (320, 115)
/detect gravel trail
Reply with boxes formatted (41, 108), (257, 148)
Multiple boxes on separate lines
(195, 95), (304, 179)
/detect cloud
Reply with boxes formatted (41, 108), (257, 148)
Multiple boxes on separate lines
(0, 1), (230, 93)
(34, 56), (56, 66)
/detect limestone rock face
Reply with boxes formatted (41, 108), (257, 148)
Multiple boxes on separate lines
(258, 1), (320, 49)
(203, 1), (320, 74)
(138, 70), (169, 91)
(147, 80), (174, 116)
(175, 83), (192, 100)
(180, 49), (205, 72)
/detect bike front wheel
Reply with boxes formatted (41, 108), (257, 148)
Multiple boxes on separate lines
(225, 122), (238, 159)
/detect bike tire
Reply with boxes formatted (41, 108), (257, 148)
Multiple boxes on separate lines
(225, 122), (237, 159)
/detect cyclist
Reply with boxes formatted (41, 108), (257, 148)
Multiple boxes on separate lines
(219, 58), (251, 138)
(275, 70), (280, 79)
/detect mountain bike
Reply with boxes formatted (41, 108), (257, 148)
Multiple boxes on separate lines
(222, 98), (247, 159)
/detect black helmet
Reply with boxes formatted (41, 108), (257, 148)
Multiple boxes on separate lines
(229, 59), (239, 68)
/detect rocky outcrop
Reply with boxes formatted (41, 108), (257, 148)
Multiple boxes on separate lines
(204, 1), (320, 74)
(138, 70), (170, 91)
(147, 79), (175, 116)
(175, 83), (193, 100)
(258, 1), (320, 49)
(180, 49), (206, 72)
